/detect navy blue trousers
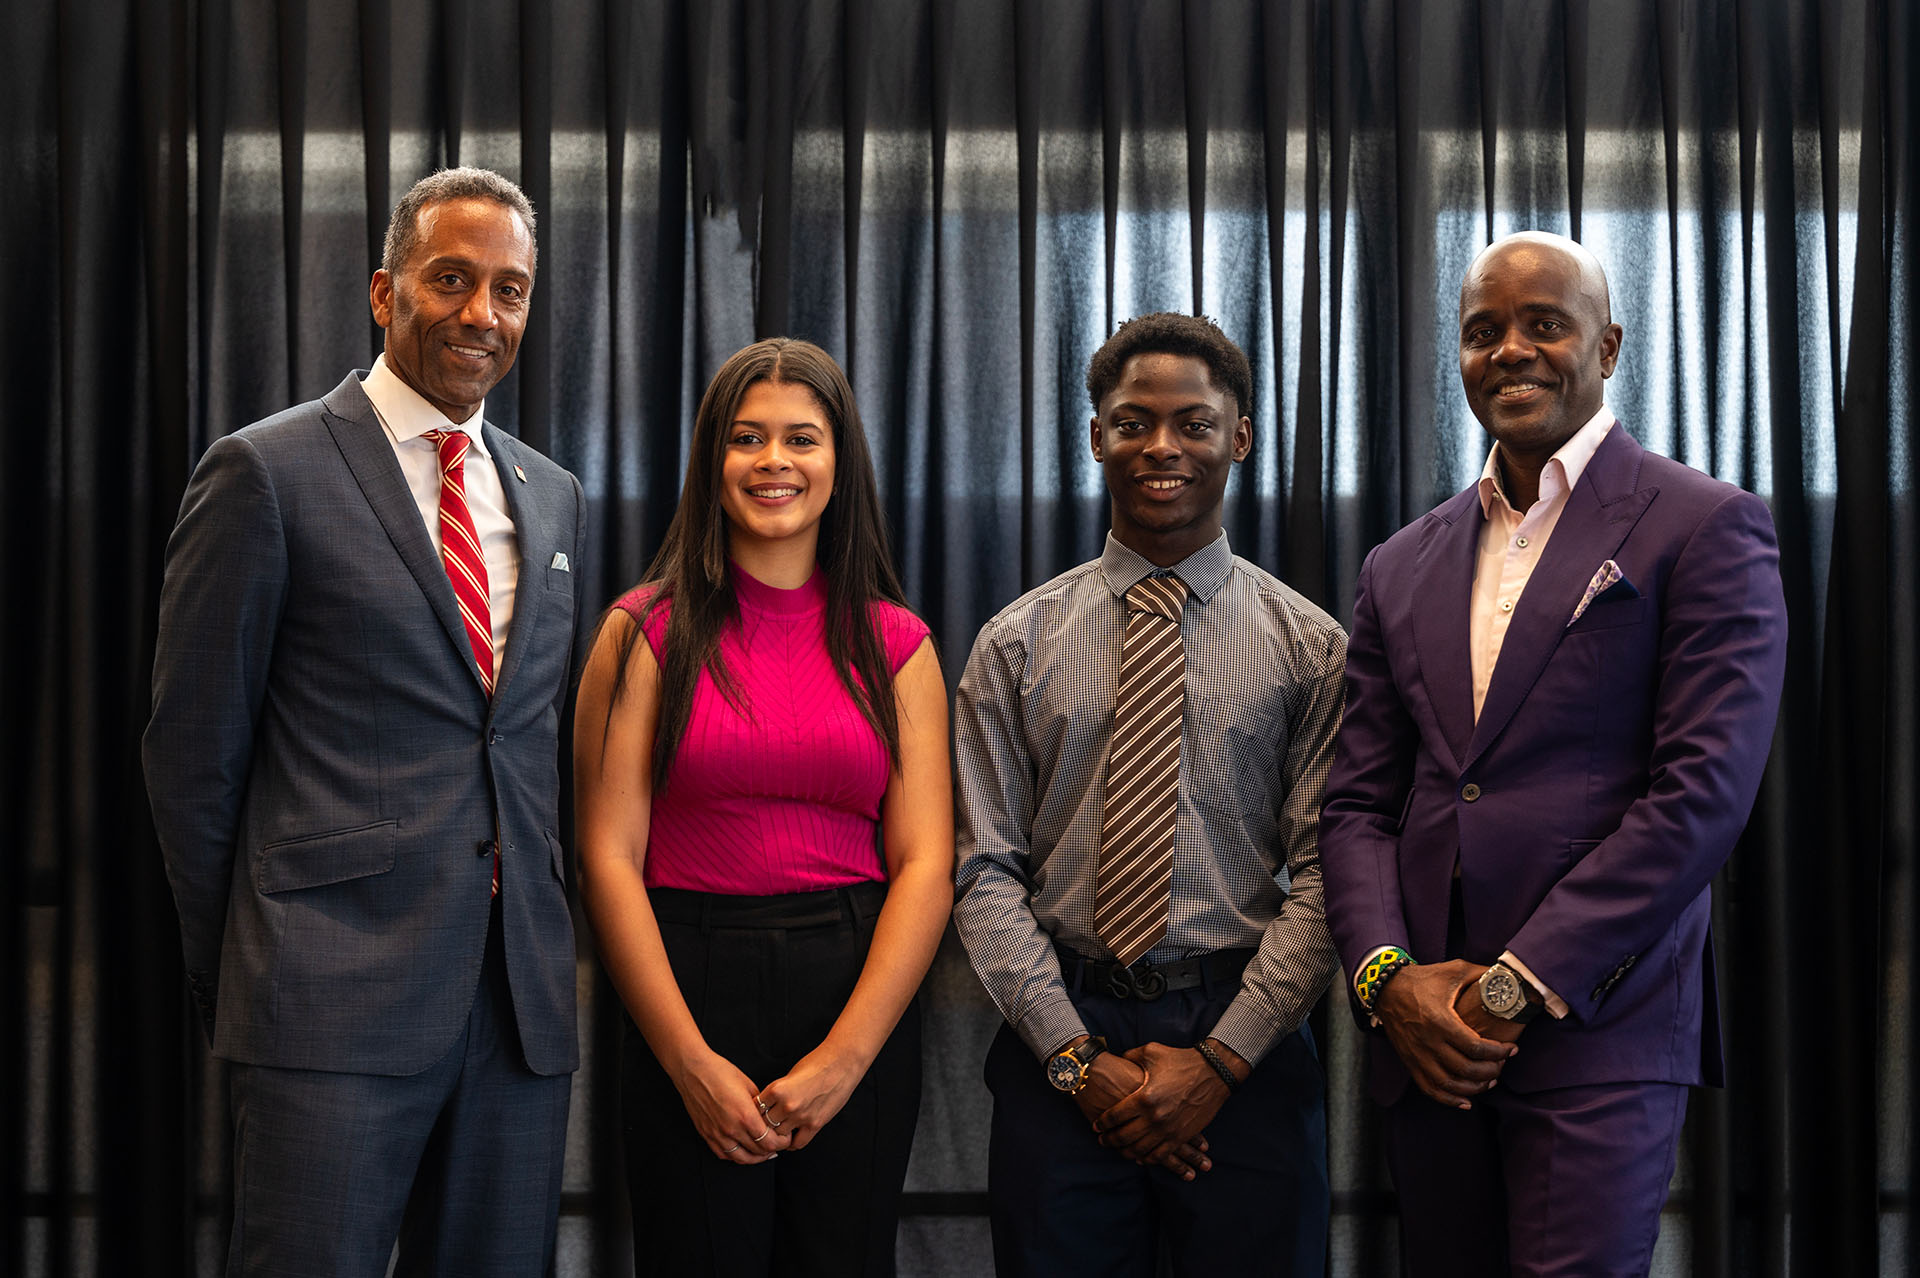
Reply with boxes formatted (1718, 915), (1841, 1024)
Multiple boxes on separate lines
(225, 904), (571, 1277)
(985, 975), (1329, 1277)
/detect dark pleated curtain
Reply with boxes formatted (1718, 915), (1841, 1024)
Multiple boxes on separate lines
(3, 1), (1913, 1274)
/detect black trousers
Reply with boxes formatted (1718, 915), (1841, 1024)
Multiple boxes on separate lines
(622, 882), (921, 1277)
(984, 965), (1329, 1278)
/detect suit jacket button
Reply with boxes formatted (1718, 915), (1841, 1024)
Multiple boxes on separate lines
(477, 840), (496, 858)
(1461, 783), (1482, 802)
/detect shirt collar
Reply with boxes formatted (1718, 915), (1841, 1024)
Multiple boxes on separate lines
(1099, 530), (1233, 604)
(361, 354), (491, 458)
(1477, 405), (1614, 519)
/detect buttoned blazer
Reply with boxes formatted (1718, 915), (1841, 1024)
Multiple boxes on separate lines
(1321, 424), (1787, 1103)
(145, 372), (587, 1076)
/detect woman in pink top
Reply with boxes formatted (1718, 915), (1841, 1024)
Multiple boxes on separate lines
(575, 338), (953, 1276)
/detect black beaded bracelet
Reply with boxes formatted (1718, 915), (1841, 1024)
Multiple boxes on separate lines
(1194, 1041), (1238, 1093)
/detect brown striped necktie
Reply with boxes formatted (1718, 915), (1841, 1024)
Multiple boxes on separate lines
(1094, 574), (1188, 967)
(424, 429), (496, 700)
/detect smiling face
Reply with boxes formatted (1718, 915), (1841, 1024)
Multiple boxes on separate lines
(369, 197), (535, 423)
(1458, 235), (1622, 468)
(719, 379), (838, 562)
(1091, 352), (1251, 566)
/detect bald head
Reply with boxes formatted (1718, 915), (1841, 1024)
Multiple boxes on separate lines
(1462, 231), (1613, 327)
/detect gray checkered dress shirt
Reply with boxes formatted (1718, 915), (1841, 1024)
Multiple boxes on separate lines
(953, 532), (1346, 1064)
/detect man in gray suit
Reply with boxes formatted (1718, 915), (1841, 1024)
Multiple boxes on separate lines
(145, 167), (586, 1275)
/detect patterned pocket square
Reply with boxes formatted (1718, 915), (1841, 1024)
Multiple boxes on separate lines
(1568, 559), (1634, 626)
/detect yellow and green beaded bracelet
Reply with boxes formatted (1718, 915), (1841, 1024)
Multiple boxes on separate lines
(1355, 946), (1417, 1011)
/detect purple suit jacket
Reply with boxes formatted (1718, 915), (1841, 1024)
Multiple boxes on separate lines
(1321, 423), (1787, 1104)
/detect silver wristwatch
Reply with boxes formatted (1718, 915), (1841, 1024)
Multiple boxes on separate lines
(1478, 961), (1543, 1023)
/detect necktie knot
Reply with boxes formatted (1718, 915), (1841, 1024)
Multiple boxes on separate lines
(424, 428), (471, 474)
(1126, 575), (1187, 623)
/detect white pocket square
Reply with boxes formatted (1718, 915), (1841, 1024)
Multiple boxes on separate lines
(550, 552), (571, 572)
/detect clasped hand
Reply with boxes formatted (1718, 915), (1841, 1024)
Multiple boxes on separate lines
(1075, 1043), (1234, 1181)
(1374, 959), (1524, 1110)
(672, 1047), (793, 1164)
(671, 1040), (869, 1164)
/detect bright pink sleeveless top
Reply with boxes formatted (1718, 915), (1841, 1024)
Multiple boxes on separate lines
(616, 565), (930, 895)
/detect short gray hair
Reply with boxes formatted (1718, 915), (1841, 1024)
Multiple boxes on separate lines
(381, 167), (537, 279)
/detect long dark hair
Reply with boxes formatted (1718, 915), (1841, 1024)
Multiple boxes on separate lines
(604, 338), (910, 791)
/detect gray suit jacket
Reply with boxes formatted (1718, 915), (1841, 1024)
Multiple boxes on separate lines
(145, 371), (587, 1076)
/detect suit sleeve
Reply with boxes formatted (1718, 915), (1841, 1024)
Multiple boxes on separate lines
(143, 434), (289, 1038)
(1319, 546), (1422, 1011)
(1507, 487), (1788, 1016)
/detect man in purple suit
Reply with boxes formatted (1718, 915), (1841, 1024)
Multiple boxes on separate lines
(1320, 231), (1788, 1275)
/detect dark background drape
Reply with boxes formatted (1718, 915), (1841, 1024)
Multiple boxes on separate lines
(4, 0), (1913, 1274)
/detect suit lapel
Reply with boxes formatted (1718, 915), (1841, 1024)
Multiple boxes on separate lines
(483, 422), (550, 705)
(1463, 426), (1656, 770)
(1411, 488), (1483, 770)
(321, 374), (489, 697)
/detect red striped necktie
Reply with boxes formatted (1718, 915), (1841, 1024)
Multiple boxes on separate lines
(426, 428), (498, 896)
(424, 429), (495, 698)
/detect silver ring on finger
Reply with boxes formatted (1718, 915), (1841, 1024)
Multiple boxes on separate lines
(722, 1144), (742, 1156)
(757, 1097), (771, 1117)
(751, 1126), (770, 1143)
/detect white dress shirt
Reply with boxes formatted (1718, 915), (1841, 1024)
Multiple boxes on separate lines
(360, 355), (520, 680)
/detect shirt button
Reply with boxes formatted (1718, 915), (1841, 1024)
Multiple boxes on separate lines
(1516, 536), (1529, 548)
(1461, 783), (1482, 802)
(1500, 600), (1514, 613)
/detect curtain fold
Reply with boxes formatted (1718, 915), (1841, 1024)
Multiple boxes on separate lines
(4, 1), (1912, 1273)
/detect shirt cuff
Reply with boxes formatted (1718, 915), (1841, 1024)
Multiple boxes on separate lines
(1015, 993), (1093, 1064)
(1499, 950), (1569, 1019)
(1205, 996), (1284, 1067)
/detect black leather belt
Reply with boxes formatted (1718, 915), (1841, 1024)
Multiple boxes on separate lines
(1055, 944), (1256, 1002)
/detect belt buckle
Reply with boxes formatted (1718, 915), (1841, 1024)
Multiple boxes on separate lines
(1108, 959), (1168, 1002)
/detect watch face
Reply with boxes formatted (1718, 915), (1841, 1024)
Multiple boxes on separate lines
(1481, 966), (1526, 1017)
(1046, 1052), (1084, 1093)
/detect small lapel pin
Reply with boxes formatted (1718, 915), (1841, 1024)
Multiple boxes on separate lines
(550, 552), (571, 572)
(514, 464), (528, 483)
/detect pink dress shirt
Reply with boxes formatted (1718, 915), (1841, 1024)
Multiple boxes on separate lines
(1355, 407), (1617, 1018)
(1468, 406), (1617, 1014)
